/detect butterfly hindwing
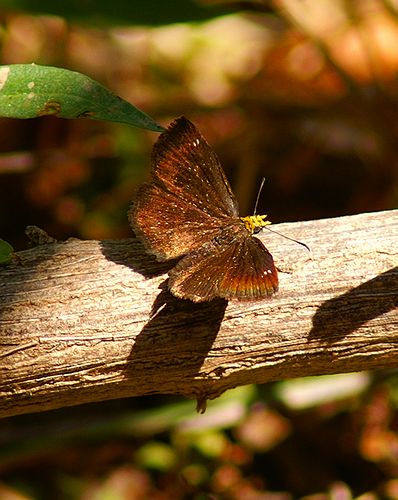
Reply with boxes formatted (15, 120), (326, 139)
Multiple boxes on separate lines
(168, 223), (278, 302)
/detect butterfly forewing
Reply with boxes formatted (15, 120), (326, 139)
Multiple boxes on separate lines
(129, 182), (233, 260)
(151, 117), (239, 218)
(130, 117), (239, 260)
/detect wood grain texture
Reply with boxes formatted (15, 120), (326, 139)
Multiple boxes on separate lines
(0, 209), (397, 418)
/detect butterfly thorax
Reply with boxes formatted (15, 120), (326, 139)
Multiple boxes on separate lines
(240, 215), (271, 235)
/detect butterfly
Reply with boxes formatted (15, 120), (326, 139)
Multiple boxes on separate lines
(129, 116), (278, 302)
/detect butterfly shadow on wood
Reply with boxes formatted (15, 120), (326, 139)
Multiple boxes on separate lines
(99, 236), (176, 279)
(126, 289), (228, 391)
(100, 237), (228, 399)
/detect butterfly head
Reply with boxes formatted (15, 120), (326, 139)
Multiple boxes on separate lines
(240, 214), (271, 235)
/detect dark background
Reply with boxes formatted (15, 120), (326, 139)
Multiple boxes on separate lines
(1, 1), (397, 498)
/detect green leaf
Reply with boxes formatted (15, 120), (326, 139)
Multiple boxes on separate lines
(0, 239), (14, 264)
(0, 64), (164, 132)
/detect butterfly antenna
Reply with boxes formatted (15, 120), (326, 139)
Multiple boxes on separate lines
(254, 177), (310, 252)
(264, 226), (311, 252)
(253, 177), (266, 216)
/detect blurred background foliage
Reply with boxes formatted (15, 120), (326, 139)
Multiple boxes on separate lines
(1, 0), (398, 498)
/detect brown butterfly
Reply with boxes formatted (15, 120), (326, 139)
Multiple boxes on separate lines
(129, 117), (278, 302)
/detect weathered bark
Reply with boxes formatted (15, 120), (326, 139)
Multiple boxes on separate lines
(0, 210), (397, 418)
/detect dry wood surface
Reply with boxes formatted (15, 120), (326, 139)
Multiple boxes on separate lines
(0, 209), (397, 418)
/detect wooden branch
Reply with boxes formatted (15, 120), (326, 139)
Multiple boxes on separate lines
(0, 210), (397, 418)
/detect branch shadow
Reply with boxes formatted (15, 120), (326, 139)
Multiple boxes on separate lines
(309, 267), (398, 342)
